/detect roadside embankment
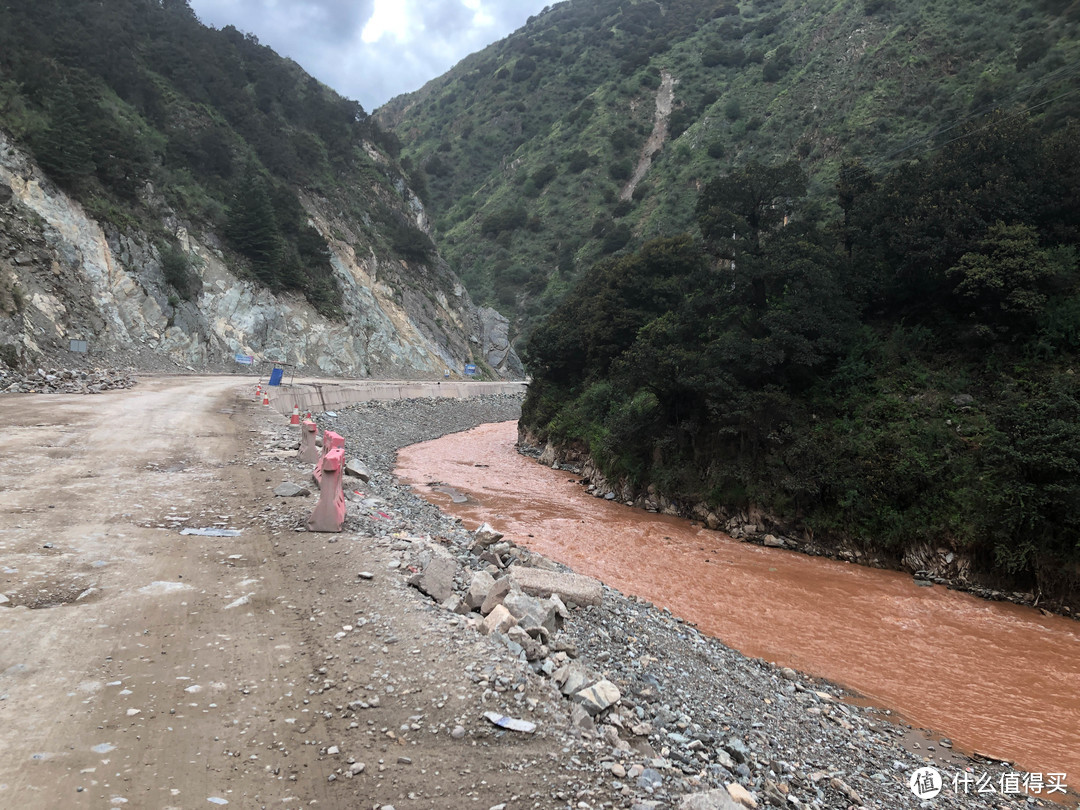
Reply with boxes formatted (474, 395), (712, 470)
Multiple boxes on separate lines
(243, 393), (1059, 810)
(517, 428), (1078, 619)
(261, 379), (527, 418)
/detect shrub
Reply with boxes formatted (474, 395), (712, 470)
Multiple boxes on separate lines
(609, 159), (633, 182)
(531, 162), (558, 188)
(481, 203), (528, 236)
(601, 223), (632, 254)
(565, 149), (591, 173)
(0, 343), (19, 368)
(160, 243), (202, 301)
(512, 57), (537, 82)
(388, 218), (436, 263)
(1016, 35), (1050, 70)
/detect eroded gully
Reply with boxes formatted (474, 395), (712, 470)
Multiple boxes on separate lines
(395, 420), (1080, 788)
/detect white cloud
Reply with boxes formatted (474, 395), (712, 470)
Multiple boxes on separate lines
(361, 0), (412, 44)
(463, 0), (495, 28)
(188, 0), (551, 111)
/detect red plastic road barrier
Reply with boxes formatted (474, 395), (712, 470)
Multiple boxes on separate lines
(290, 405), (300, 425)
(297, 420), (320, 464)
(307, 447), (345, 532)
(313, 430), (345, 485)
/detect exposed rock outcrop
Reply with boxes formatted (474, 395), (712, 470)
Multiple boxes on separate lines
(0, 130), (520, 378)
(477, 306), (524, 377)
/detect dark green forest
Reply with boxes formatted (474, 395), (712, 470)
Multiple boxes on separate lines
(521, 115), (1080, 603)
(0, 0), (424, 316)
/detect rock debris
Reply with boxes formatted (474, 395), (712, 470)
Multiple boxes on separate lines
(241, 393), (1055, 810)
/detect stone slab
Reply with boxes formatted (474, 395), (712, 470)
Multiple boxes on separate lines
(508, 567), (602, 607)
(677, 790), (742, 810)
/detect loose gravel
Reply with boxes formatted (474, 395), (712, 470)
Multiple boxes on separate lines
(250, 393), (1070, 810)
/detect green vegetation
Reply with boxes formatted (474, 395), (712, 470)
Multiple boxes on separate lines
(0, 0), (430, 318)
(521, 116), (1080, 602)
(380, 0), (1080, 339)
(159, 242), (202, 302)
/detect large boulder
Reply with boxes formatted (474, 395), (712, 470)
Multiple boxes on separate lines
(344, 459), (372, 482)
(726, 783), (758, 809)
(506, 625), (546, 661)
(553, 661), (593, 696)
(480, 576), (512, 615)
(677, 790), (743, 810)
(480, 603), (516, 635)
(501, 590), (560, 635)
(411, 550), (458, 603)
(470, 522), (506, 554)
(572, 679), (621, 716)
(508, 567), (602, 607)
(274, 482), (310, 497)
(465, 570), (496, 610)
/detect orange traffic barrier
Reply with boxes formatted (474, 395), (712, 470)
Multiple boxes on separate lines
(297, 420), (320, 464)
(290, 405), (300, 425)
(307, 447), (345, 532)
(313, 430), (344, 484)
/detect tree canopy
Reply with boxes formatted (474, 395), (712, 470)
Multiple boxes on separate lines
(522, 117), (1080, 604)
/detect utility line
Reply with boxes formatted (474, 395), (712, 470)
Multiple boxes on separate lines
(934, 86), (1080, 151)
(879, 62), (1080, 163)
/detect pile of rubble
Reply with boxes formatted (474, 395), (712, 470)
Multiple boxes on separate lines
(0, 367), (138, 394)
(404, 523), (621, 720)
(376, 505), (1024, 810)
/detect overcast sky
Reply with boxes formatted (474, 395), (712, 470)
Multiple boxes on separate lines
(187, 0), (553, 112)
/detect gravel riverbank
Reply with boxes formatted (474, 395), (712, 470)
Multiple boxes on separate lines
(261, 393), (1070, 810)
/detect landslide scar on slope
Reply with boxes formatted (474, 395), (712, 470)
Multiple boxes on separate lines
(620, 70), (677, 202)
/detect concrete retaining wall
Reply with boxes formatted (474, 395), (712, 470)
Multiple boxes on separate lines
(263, 380), (528, 416)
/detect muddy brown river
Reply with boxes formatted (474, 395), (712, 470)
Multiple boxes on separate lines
(395, 420), (1080, 788)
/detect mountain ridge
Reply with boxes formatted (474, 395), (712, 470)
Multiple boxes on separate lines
(0, 0), (521, 378)
(378, 0), (1080, 340)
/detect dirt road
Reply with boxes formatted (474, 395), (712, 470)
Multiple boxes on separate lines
(0, 377), (594, 809)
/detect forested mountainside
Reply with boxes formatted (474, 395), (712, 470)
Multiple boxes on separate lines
(0, 0), (519, 377)
(519, 110), (1080, 608)
(379, 0), (1080, 338)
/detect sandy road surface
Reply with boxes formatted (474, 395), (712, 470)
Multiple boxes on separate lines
(0, 377), (588, 810)
(0, 376), (328, 808)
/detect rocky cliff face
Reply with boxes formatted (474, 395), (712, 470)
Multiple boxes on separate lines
(0, 130), (519, 378)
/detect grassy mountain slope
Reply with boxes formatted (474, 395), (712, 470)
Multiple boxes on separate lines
(379, 0), (1080, 337)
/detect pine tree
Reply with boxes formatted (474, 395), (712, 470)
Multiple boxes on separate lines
(32, 81), (95, 186)
(225, 168), (282, 285)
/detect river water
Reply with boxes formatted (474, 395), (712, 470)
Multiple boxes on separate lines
(395, 420), (1080, 787)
